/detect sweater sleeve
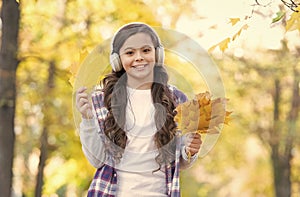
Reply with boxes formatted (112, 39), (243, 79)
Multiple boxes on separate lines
(79, 90), (108, 168)
(79, 110), (106, 168)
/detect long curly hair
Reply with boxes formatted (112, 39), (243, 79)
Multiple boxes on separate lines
(101, 23), (178, 169)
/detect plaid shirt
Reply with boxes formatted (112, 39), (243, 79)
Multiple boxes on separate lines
(87, 85), (188, 197)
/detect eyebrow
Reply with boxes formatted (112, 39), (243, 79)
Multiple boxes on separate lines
(122, 45), (154, 51)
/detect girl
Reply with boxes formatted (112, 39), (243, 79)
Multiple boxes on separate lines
(76, 22), (202, 197)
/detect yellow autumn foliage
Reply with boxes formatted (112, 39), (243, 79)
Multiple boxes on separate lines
(174, 91), (231, 134)
(228, 18), (241, 26)
(285, 6), (300, 32)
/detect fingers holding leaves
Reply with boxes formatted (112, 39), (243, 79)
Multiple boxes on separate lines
(76, 87), (93, 119)
(185, 132), (202, 156)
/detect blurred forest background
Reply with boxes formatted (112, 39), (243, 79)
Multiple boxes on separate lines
(0, 0), (299, 196)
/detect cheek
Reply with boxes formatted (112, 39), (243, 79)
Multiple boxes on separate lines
(120, 57), (132, 70)
(145, 54), (156, 63)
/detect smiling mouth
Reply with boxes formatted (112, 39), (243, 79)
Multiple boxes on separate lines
(132, 64), (147, 69)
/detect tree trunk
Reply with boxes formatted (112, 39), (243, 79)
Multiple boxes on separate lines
(35, 128), (48, 197)
(271, 147), (292, 197)
(270, 78), (291, 197)
(35, 61), (55, 197)
(0, 1), (20, 196)
(271, 68), (299, 197)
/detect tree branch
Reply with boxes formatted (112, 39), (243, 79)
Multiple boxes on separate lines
(281, 0), (299, 12)
(253, 0), (299, 12)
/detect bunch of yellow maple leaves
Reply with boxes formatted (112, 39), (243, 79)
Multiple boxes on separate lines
(174, 91), (231, 135)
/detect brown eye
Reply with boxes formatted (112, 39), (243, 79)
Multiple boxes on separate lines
(125, 51), (134, 55)
(143, 48), (151, 53)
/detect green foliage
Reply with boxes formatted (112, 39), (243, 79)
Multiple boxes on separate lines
(272, 11), (286, 23)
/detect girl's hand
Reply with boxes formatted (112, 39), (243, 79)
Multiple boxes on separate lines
(76, 87), (92, 119)
(185, 133), (202, 156)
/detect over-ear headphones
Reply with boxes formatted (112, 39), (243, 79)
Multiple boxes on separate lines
(110, 46), (165, 72)
(109, 23), (165, 72)
(110, 53), (123, 72)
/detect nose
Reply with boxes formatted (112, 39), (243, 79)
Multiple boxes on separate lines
(135, 51), (144, 61)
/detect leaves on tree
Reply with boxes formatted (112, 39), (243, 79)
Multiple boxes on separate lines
(228, 18), (241, 26)
(209, 2), (300, 53)
(272, 11), (286, 23)
(285, 6), (300, 32)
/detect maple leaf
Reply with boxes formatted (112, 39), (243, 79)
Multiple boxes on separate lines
(68, 48), (89, 87)
(174, 91), (232, 135)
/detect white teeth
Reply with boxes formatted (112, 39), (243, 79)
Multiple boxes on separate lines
(134, 65), (146, 69)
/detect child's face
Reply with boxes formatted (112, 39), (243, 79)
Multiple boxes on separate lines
(119, 33), (156, 89)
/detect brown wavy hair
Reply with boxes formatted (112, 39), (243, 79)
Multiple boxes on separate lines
(101, 23), (177, 169)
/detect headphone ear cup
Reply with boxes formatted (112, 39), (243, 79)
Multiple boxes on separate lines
(110, 53), (122, 72)
(156, 46), (165, 66)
